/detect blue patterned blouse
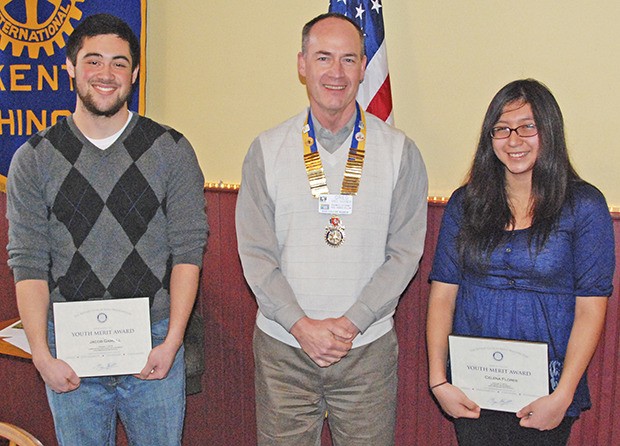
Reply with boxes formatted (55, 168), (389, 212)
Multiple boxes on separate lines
(430, 182), (615, 417)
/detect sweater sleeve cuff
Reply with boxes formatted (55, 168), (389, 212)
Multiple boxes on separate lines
(173, 247), (205, 268)
(274, 304), (307, 332)
(344, 302), (376, 334)
(12, 266), (48, 283)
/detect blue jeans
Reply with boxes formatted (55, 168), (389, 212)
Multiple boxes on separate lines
(46, 318), (186, 446)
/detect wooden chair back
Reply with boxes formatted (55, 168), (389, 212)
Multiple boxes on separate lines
(0, 422), (44, 446)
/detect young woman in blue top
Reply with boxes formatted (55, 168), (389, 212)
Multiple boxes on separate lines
(426, 79), (615, 445)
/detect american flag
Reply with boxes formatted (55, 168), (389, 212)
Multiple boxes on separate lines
(329, 0), (393, 124)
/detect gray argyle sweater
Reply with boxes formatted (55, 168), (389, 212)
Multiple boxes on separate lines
(6, 114), (207, 323)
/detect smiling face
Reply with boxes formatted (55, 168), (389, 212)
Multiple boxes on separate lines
(67, 34), (139, 119)
(492, 101), (540, 185)
(298, 17), (366, 130)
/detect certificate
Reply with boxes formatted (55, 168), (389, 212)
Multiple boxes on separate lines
(53, 298), (152, 377)
(449, 335), (549, 413)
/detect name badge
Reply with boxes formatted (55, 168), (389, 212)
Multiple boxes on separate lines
(318, 194), (353, 215)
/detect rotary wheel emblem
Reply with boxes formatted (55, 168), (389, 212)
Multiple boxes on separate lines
(0, 0), (84, 58)
(325, 216), (345, 247)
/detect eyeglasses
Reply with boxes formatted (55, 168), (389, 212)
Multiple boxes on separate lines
(490, 124), (538, 139)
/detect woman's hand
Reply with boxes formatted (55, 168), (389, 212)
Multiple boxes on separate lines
(516, 392), (571, 430)
(432, 383), (481, 419)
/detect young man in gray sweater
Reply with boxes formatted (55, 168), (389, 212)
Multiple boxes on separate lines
(6, 14), (207, 445)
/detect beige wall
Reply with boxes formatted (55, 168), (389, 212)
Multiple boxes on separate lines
(146, 1), (620, 208)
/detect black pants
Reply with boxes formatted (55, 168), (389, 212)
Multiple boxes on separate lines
(454, 410), (575, 446)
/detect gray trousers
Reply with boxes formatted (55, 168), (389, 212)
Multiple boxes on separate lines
(253, 326), (398, 446)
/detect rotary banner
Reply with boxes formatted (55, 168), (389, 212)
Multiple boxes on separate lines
(0, 0), (146, 191)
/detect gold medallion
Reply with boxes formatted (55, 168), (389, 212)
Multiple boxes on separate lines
(325, 216), (345, 247)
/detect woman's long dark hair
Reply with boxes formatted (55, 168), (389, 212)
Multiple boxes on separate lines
(458, 79), (581, 266)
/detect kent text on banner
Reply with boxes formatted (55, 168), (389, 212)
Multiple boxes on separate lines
(329, 0), (393, 124)
(0, 0), (147, 191)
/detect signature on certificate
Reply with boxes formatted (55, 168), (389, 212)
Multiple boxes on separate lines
(488, 397), (514, 407)
(97, 362), (118, 371)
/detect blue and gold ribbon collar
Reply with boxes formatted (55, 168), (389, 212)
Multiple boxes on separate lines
(302, 103), (367, 198)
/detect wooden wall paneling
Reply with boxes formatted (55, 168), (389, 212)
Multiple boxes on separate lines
(1, 191), (619, 445)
